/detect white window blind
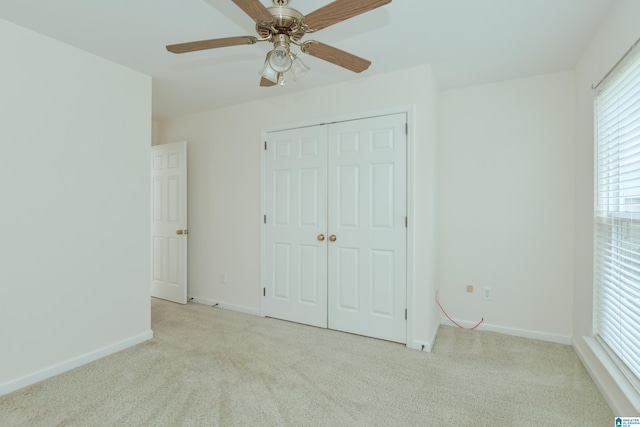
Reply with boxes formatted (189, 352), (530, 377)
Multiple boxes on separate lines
(594, 49), (640, 394)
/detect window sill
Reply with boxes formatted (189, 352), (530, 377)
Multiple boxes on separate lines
(584, 336), (640, 414)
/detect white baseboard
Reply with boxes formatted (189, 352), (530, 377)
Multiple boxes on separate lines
(439, 316), (572, 345)
(408, 319), (440, 352)
(0, 330), (153, 397)
(408, 339), (433, 352)
(188, 295), (261, 317)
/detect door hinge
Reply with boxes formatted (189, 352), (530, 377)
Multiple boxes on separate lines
(263, 287), (266, 297)
(264, 214), (267, 224)
(405, 309), (407, 320)
(405, 123), (408, 135)
(264, 141), (267, 150)
(405, 216), (408, 228)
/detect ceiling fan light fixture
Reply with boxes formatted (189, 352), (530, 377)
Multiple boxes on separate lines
(290, 54), (310, 81)
(267, 45), (293, 73)
(258, 60), (279, 83)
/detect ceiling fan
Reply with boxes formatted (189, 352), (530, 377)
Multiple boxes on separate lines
(166, 0), (391, 87)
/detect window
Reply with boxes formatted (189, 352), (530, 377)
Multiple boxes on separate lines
(594, 49), (640, 394)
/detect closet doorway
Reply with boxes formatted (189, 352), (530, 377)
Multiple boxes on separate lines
(263, 113), (407, 343)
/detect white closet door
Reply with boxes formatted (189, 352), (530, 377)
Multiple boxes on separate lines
(264, 126), (328, 327)
(151, 141), (188, 304)
(327, 114), (407, 343)
(263, 113), (407, 343)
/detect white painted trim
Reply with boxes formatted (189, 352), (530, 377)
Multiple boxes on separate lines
(408, 320), (439, 352)
(574, 336), (640, 415)
(260, 129), (267, 319)
(0, 330), (153, 397)
(259, 105), (417, 346)
(189, 296), (262, 317)
(439, 316), (572, 345)
(261, 105), (415, 134)
(405, 105), (417, 350)
(409, 340), (433, 352)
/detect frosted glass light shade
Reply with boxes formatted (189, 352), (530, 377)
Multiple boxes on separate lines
(258, 60), (278, 83)
(268, 46), (292, 73)
(290, 56), (310, 81)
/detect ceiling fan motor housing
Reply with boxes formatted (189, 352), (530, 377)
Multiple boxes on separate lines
(256, 5), (306, 43)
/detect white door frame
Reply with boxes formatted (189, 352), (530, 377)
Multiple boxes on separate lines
(260, 105), (417, 348)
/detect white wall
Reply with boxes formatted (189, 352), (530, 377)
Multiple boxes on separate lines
(0, 18), (152, 395)
(572, 0), (640, 415)
(158, 65), (440, 349)
(152, 120), (160, 145)
(438, 71), (575, 343)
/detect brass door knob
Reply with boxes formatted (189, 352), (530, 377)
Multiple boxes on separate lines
(329, 235), (337, 242)
(176, 230), (183, 235)
(317, 234), (325, 241)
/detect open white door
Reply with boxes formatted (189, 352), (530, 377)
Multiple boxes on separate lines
(151, 141), (187, 304)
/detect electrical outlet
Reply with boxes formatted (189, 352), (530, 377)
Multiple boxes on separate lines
(483, 287), (493, 301)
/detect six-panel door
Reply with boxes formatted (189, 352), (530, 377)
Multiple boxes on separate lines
(327, 114), (407, 343)
(151, 141), (188, 304)
(264, 126), (329, 327)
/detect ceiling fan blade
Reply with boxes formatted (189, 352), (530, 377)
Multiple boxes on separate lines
(302, 41), (371, 73)
(232, 0), (274, 24)
(303, 0), (391, 31)
(166, 36), (257, 54)
(260, 77), (277, 87)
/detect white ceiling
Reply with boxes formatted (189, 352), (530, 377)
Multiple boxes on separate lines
(0, 0), (616, 120)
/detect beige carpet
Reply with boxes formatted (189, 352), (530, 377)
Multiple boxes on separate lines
(1, 298), (613, 426)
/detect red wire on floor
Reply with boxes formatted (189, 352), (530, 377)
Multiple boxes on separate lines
(437, 299), (484, 330)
